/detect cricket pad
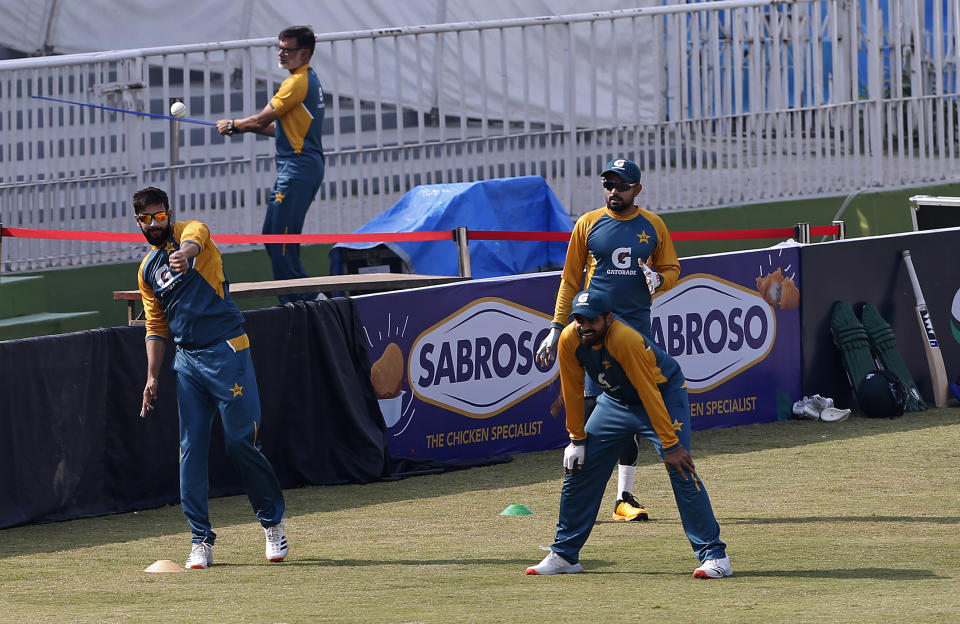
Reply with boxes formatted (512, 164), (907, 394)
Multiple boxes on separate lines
(830, 301), (877, 403)
(859, 303), (926, 411)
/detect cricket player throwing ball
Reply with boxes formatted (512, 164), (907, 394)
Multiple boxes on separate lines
(134, 186), (288, 569)
(526, 290), (731, 577)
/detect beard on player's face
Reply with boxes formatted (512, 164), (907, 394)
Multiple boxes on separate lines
(607, 193), (629, 212)
(575, 314), (610, 347)
(604, 178), (636, 212)
(142, 222), (172, 246)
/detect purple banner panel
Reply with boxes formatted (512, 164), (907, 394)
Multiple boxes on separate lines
(353, 274), (568, 461)
(353, 244), (802, 460)
(657, 246), (802, 430)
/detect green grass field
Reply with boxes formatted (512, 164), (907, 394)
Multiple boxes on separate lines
(2, 409), (958, 623)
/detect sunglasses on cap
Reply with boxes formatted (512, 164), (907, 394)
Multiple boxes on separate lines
(136, 211), (168, 225)
(602, 180), (635, 192)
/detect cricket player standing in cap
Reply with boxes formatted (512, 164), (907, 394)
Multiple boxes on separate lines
(527, 289), (729, 577)
(134, 187), (288, 569)
(537, 157), (681, 521)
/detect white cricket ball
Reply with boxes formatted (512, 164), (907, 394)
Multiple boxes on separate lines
(170, 101), (186, 118)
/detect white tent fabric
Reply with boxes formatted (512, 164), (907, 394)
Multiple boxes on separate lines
(0, 0), (661, 124)
(0, 1), (656, 55)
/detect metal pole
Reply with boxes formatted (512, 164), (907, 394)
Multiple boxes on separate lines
(452, 226), (472, 278)
(169, 98), (181, 209)
(832, 220), (846, 240)
(793, 222), (811, 244)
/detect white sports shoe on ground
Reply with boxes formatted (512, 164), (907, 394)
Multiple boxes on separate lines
(525, 551), (583, 575)
(693, 555), (732, 579)
(185, 541), (214, 569)
(264, 521), (288, 562)
(792, 395), (836, 420)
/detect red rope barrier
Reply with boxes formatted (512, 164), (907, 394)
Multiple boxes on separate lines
(1, 225), (840, 243)
(670, 228), (795, 241)
(1, 228), (144, 242)
(810, 226), (840, 236)
(0, 227), (451, 244)
(467, 230), (572, 241)
(468, 227), (839, 241)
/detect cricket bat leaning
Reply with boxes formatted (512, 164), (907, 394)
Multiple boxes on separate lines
(901, 250), (950, 407)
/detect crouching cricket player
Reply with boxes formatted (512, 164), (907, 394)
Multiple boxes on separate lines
(526, 289), (731, 578)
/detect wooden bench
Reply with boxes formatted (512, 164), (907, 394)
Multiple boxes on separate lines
(114, 273), (468, 325)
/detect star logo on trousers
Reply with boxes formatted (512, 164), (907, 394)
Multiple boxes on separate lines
(672, 418), (683, 431)
(274, 191), (286, 203)
(230, 382), (244, 397)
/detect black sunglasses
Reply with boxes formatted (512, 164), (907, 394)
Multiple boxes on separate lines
(602, 180), (635, 192)
(276, 46), (305, 54)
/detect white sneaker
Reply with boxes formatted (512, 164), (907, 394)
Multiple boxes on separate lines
(792, 394), (834, 420)
(185, 541), (214, 569)
(525, 551), (583, 575)
(693, 555), (732, 579)
(819, 406), (851, 422)
(264, 521), (288, 562)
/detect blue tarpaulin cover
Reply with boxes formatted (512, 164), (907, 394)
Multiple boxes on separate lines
(329, 176), (574, 278)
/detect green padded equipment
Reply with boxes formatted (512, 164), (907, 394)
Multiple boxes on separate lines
(859, 303), (926, 411)
(830, 301), (878, 404)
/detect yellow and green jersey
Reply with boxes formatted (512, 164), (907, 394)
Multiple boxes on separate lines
(558, 317), (685, 452)
(271, 65), (325, 170)
(552, 205), (680, 336)
(138, 220), (244, 348)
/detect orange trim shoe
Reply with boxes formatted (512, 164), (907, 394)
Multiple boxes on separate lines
(693, 555), (732, 579)
(185, 541), (214, 569)
(611, 492), (649, 522)
(525, 551), (584, 575)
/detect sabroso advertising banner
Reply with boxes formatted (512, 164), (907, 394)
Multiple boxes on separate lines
(353, 245), (801, 460)
(659, 246), (802, 429)
(353, 275), (567, 460)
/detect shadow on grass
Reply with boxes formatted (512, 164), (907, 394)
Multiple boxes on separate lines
(212, 557), (564, 568)
(209, 556), (630, 574)
(733, 568), (944, 580)
(724, 515), (960, 525)
(585, 567), (943, 580)
(233, 559), (939, 581)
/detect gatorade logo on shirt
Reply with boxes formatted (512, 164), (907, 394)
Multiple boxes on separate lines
(609, 246), (638, 275)
(154, 265), (176, 290)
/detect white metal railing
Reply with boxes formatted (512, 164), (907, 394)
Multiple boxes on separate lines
(1, 0), (959, 272)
